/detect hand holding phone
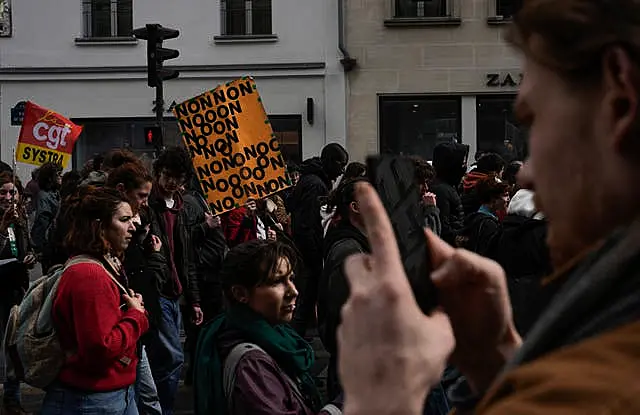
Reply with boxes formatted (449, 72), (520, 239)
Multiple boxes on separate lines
(367, 155), (438, 314)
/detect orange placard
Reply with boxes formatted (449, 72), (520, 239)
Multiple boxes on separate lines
(16, 102), (83, 168)
(173, 77), (291, 215)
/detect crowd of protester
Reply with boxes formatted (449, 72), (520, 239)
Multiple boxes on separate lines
(0, 133), (558, 415)
(3, 1), (640, 413)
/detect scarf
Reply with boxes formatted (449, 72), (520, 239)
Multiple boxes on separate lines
(194, 305), (320, 415)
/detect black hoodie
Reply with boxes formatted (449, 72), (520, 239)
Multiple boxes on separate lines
(290, 157), (332, 279)
(488, 215), (554, 335)
(319, 221), (370, 400)
(319, 222), (370, 355)
(431, 142), (469, 245)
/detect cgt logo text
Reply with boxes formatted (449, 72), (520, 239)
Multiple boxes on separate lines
(20, 145), (66, 164)
(32, 120), (73, 151)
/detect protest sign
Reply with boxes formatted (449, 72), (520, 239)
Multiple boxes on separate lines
(173, 77), (291, 215)
(16, 102), (83, 168)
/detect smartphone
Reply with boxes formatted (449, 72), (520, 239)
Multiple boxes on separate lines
(367, 154), (437, 314)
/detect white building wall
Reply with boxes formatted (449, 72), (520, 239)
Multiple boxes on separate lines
(1, 0), (328, 68)
(0, 0), (347, 182)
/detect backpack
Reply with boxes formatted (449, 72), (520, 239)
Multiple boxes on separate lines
(455, 213), (500, 255)
(2, 255), (103, 388)
(223, 343), (306, 413)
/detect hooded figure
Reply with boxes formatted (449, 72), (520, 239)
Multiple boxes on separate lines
(430, 142), (469, 245)
(289, 143), (348, 335)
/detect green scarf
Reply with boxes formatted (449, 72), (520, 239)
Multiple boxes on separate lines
(194, 305), (321, 415)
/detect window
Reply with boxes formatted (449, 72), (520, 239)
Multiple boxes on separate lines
(221, 0), (272, 36)
(81, 0), (133, 38)
(490, 0), (522, 20)
(380, 96), (461, 161)
(395, 0), (449, 18)
(269, 115), (303, 165)
(476, 95), (529, 162)
(0, 0), (11, 37)
(386, 0), (460, 26)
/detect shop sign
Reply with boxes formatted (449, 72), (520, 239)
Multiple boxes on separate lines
(486, 72), (523, 88)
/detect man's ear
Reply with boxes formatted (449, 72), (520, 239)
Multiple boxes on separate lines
(231, 285), (250, 304)
(350, 201), (360, 215)
(601, 46), (640, 155)
(116, 183), (125, 193)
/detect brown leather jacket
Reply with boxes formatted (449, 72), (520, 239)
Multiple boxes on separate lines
(458, 219), (640, 414)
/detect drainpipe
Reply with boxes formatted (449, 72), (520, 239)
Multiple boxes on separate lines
(338, 0), (357, 72)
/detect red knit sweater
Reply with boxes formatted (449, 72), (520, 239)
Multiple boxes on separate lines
(53, 261), (149, 391)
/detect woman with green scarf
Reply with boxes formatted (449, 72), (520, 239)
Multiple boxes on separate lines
(194, 240), (343, 415)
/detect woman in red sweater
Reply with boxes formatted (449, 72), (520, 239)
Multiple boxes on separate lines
(41, 187), (149, 415)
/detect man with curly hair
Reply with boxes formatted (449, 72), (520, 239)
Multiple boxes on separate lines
(145, 146), (202, 415)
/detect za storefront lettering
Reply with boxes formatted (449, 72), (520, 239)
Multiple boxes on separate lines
(486, 73), (523, 88)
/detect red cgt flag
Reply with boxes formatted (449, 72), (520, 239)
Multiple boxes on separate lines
(16, 101), (82, 168)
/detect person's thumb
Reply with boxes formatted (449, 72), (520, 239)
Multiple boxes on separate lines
(426, 229), (455, 269)
(428, 309), (455, 354)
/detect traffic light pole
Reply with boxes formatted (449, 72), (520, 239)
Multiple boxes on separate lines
(132, 23), (180, 151)
(155, 81), (164, 150)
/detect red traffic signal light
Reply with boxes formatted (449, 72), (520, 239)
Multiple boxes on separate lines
(144, 126), (162, 146)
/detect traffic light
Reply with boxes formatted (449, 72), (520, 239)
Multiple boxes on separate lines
(144, 126), (162, 147)
(132, 24), (180, 87)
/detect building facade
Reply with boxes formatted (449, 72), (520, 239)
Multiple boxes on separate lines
(0, 0), (347, 181)
(345, 0), (525, 163)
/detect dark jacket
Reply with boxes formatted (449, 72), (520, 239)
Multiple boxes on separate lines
(431, 143), (469, 245)
(148, 190), (200, 305)
(290, 158), (332, 277)
(487, 215), (553, 335)
(42, 197), (74, 272)
(319, 222), (369, 402)
(466, 218), (640, 414)
(0, 216), (32, 294)
(459, 211), (501, 256)
(184, 192), (228, 282)
(31, 189), (59, 255)
(184, 192), (228, 318)
(123, 222), (169, 330)
(319, 222), (370, 358)
(423, 204), (442, 236)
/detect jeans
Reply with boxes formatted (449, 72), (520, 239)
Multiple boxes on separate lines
(41, 385), (137, 415)
(135, 346), (162, 415)
(145, 298), (183, 415)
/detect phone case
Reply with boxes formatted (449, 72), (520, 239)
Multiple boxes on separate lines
(367, 155), (437, 313)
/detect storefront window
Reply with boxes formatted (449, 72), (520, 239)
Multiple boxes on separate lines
(476, 94), (528, 162)
(72, 115), (302, 168)
(379, 95), (461, 161)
